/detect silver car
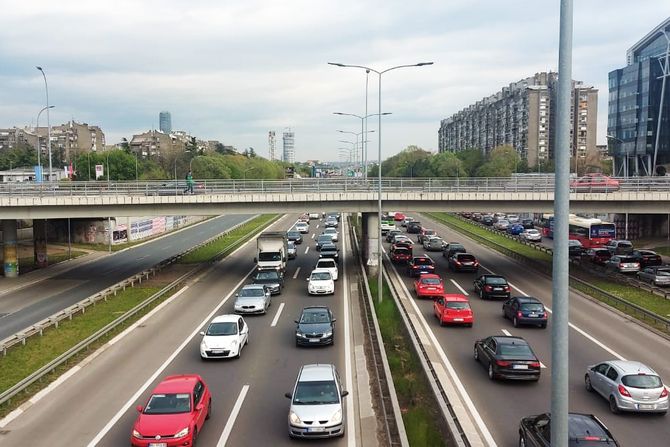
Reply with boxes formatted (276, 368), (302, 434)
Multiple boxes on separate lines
(234, 284), (271, 314)
(520, 229), (542, 242)
(637, 266), (670, 286)
(285, 364), (348, 438)
(423, 236), (445, 252)
(585, 360), (669, 414)
(323, 227), (338, 242)
(287, 241), (297, 259)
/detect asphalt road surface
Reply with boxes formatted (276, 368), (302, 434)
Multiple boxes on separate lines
(0, 215), (359, 447)
(385, 213), (670, 446)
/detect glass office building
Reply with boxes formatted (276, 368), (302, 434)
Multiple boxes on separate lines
(608, 17), (670, 176)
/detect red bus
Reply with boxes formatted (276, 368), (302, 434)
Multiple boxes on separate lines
(539, 214), (616, 248)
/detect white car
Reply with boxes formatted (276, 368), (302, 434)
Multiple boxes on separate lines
(295, 222), (309, 234)
(199, 314), (249, 359)
(307, 269), (335, 295)
(323, 227), (338, 242)
(506, 214), (520, 224)
(308, 212), (320, 219)
(315, 258), (339, 281)
(381, 221), (396, 233)
(401, 217), (414, 227)
(520, 228), (542, 242)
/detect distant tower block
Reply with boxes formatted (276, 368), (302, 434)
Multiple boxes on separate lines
(269, 131), (276, 160)
(282, 128), (295, 163)
(159, 111), (172, 133)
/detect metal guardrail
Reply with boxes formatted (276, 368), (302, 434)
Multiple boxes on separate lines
(0, 214), (279, 408)
(428, 213), (670, 333)
(2, 176), (670, 197)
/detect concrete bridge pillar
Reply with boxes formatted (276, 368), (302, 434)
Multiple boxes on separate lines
(3, 220), (18, 278)
(33, 219), (48, 269)
(363, 212), (380, 276)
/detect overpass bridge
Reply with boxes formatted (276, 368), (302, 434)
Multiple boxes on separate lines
(1, 177), (670, 219)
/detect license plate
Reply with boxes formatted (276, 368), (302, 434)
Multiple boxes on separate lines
(453, 318), (464, 322)
(308, 427), (325, 432)
(212, 349), (223, 354)
(427, 287), (436, 290)
(309, 338), (320, 343)
(149, 444), (167, 447)
(639, 404), (654, 410)
(512, 364), (529, 370)
(528, 313), (538, 317)
(494, 287), (502, 291)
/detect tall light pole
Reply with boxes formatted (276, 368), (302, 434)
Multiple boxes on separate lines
(334, 112), (390, 178)
(36, 66), (53, 182)
(337, 129), (376, 175)
(329, 61), (433, 304)
(35, 105), (54, 182)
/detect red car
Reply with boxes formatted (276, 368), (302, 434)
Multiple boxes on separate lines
(393, 212), (406, 222)
(131, 375), (211, 447)
(570, 173), (620, 192)
(414, 274), (444, 298)
(434, 294), (474, 326)
(390, 244), (412, 263)
(587, 248), (612, 265)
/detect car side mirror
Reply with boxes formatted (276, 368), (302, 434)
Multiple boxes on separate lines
(284, 392), (292, 399)
(199, 331), (205, 336)
(341, 390), (349, 397)
(294, 320), (299, 324)
(332, 318), (337, 323)
(196, 403), (204, 412)
(136, 405), (143, 413)
(235, 293), (239, 297)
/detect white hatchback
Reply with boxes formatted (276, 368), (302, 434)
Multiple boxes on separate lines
(307, 269), (335, 295)
(295, 222), (309, 234)
(199, 314), (249, 359)
(315, 258), (339, 281)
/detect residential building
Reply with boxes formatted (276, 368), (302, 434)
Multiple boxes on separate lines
(269, 130), (276, 160)
(283, 128), (295, 163)
(608, 17), (670, 176)
(129, 130), (176, 158)
(0, 127), (39, 152)
(159, 111), (172, 133)
(438, 72), (598, 168)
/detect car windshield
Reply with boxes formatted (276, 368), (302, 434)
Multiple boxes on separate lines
(421, 278), (441, 285)
(144, 393), (191, 414)
(486, 276), (507, 285)
(569, 240), (582, 247)
(255, 271), (280, 280)
(425, 230), (435, 235)
(621, 374), (663, 389)
(656, 269), (670, 276)
(498, 343), (534, 358)
(288, 242), (295, 249)
(288, 231), (300, 237)
(311, 272), (332, 281)
(293, 380), (339, 405)
(619, 257), (636, 263)
(206, 321), (238, 336)
(258, 252), (281, 261)
(446, 301), (470, 310)
(526, 229), (539, 234)
(317, 260), (336, 268)
(520, 303), (544, 312)
(414, 258), (432, 266)
(618, 242), (633, 248)
(300, 310), (331, 324)
(239, 288), (265, 297)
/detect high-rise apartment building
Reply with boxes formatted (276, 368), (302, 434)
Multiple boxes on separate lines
(268, 131), (276, 160)
(159, 111), (172, 134)
(282, 128), (295, 163)
(608, 17), (670, 176)
(438, 72), (598, 168)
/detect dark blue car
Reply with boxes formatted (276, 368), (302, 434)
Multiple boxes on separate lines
(507, 223), (525, 235)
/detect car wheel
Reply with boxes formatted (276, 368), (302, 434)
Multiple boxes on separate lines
(439, 318), (445, 327)
(502, 308), (507, 319)
(488, 364), (495, 380)
(479, 289), (484, 299)
(473, 346), (479, 361)
(206, 399), (212, 420)
(513, 316), (519, 328)
(540, 323), (547, 329)
(519, 434), (526, 447)
(609, 396), (620, 414)
(585, 375), (593, 392)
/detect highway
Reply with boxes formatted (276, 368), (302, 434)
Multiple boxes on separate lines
(385, 212), (670, 446)
(0, 215), (361, 447)
(0, 214), (252, 340)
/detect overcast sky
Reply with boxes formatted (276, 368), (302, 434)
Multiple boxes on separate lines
(0, 1), (668, 162)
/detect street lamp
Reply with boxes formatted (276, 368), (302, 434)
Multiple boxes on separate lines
(35, 105), (54, 181)
(36, 66), (53, 182)
(329, 61), (433, 304)
(334, 112), (391, 178)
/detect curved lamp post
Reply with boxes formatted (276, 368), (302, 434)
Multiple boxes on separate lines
(36, 66), (53, 181)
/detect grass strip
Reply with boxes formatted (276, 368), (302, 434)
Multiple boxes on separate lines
(369, 279), (448, 447)
(17, 250), (87, 273)
(652, 246), (670, 257)
(0, 214), (278, 419)
(427, 212), (670, 331)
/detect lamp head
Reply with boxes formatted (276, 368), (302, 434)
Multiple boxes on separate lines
(416, 62), (434, 67)
(328, 62), (345, 67)
(36, 66), (43, 71)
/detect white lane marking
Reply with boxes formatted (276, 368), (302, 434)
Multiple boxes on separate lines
(387, 257), (497, 447)
(292, 267), (301, 279)
(216, 384), (250, 447)
(311, 233), (315, 239)
(449, 279), (469, 296)
(501, 329), (512, 336)
(508, 282), (529, 297)
(137, 255), (149, 261)
(305, 246), (310, 254)
(86, 268), (257, 446)
(316, 224), (320, 229)
(271, 303), (285, 327)
(342, 216), (356, 446)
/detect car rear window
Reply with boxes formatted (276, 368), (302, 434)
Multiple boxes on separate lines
(414, 258), (432, 265)
(486, 276), (507, 285)
(425, 230), (436, 235)
(457, 254), (476, 261)
(520, 303), (544, 312)
(498, 343), (534, 358)
(393, 248), (410, 254)
(619, 256), (636, 263)
(621, 374), (663, 389)
(618, 242), (633, 248)
(446, 301), (470, 310)
(421, 278), (441, 285)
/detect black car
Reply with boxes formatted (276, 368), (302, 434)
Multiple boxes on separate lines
(386, 229), (403, 243)
(518, 412), (620, 446)
(294, 306), (335, 346)
(407, 256), (435, 277)
(521, 218), (534, 229)
(568, 240), (585, 257)
(473, 274), (511, 299)
(315, 234), (333, 250)
(448, 253), (479, 273)
(502, 297), (548, 328)
(629, 249), (663, 268)
(252, 269), (284, 295)
(473, 336), (541, 381)
(481, 216), (494, 226)
(319, 243), (339, 261)
(287, 230), (303, 244)
(442, 242), (466, 259)
(324, 217), (338, 228)
(406, 221), (423, 234)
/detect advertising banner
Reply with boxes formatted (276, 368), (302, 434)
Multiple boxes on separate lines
(95, 164), (104, 179)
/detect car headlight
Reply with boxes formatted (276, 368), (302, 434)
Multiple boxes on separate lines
(174, 427), (189, 438)
(328, 409), (342, 424)
(132, 429), (141, 438)
(289, 411), (302, 424)
(323, 331), (333, 338)
(296, 332), (305, 338)
(200, 340), (208, 350)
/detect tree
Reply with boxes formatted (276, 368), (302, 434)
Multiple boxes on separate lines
(0, 143), (37, 170)
(475, 145), (519, 177)
(455, 148), (484, 176)
(427, 152), (467, 177)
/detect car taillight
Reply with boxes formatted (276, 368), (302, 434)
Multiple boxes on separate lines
(660, 387), (669, 398)
(541, 313), (547, 319)
(496, 360), (511, 367)
(618, 263), (624, 268)
(517, 311), (523, 318)
(484, 285), (493, 291)
(618, 384), (631, 397)
(504, 286), (510, 291)
(529, 362), (541, 368)
(455, 261), (461, 265)
(582, 437), (603, 441)
(474, 261), (479, 266)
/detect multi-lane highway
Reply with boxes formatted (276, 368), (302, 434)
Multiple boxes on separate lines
(384, 212), (670, 446)
(0, 215), (253, 340)
(0, 215), (362, 446)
